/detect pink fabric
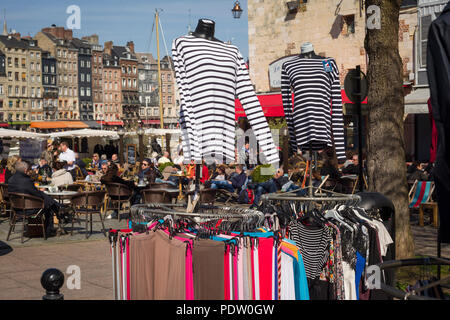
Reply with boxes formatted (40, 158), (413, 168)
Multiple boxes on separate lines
(159, 228), (194, 300)
(251, 241), (256, 300)
(126, 237), (130, 300)
(233, 245), (239, 300)
(258, 237), (274, 300)
(185, 241), (194, 300)
(224, 244), (230, 300)
(238, 239), (245, 300)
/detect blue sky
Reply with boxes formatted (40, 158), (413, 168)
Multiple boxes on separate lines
(3, 0), (249, 59)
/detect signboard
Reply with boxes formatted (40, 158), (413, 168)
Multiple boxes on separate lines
(268, 55), (297, 90)
(344, 68), (368, 103)
(20, 139), (46, 161)
(126, 144), (137, 165)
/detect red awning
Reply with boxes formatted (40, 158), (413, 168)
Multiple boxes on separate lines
(142, 120), (161, 125)
(0, 123), (9, 128)
(97, 121), (123, 126)
(235, 90), (367, 120)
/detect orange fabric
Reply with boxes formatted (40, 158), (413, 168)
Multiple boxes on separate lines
(30, 121), (89, 129)
(186, 164), (195, 179)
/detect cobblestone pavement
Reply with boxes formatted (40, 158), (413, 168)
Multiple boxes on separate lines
(0, 210), (448, 300)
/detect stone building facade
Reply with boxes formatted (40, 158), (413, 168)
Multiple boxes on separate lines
(35, 27), (79, 120)
(160, 56), (178, 127)
(136, 52), (159, 123)
(247, 0), (417, 93)
(0, 35), (31, 129)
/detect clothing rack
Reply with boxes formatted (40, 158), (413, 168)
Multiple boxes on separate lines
(261, 186), (362, 204)
(130, 203), (266, 229)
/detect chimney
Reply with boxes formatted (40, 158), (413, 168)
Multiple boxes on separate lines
(126, 41), (135, 53)
(11, 32), (21, 40)
(104, 41), (113, 55)
(63, 29), (73, 40)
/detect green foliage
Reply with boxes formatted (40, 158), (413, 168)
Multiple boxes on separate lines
(158, 162), (175, 172)
(251, 164), (275, 183)
(82, 158), (92, 166)
(267, 117), (287, 130)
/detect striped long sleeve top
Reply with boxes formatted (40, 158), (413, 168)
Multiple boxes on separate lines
(281, 57), (345, 160)
(172, 35), (279, 164)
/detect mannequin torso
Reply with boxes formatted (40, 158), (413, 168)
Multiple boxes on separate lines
(191, 19), (222, 42)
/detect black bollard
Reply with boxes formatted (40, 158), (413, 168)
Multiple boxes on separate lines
(41, 268), (64, 300)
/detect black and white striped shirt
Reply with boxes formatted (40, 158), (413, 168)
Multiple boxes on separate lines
(289, 220), (331, 280)
(281, 57), (345, 160)
(172, 35), (279, 164)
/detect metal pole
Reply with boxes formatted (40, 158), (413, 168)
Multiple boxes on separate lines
(156, 10), (165, 147)
(119, 134), (124, 164)
(356, 65), (364, 192)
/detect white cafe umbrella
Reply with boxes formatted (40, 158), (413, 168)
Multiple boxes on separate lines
(0, 128), (49, 140)
(49, 129), (119, 139)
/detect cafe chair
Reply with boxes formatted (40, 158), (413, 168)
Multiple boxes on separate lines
(147, 182), (176, 190)
(408, 180), (438, 227)
(141, 189), (172, 204)
(71, 191), (107, 239)
(0, 183), (11, 219)
(185, 188), (217, 206)
(104, 183), (133, 222)
(6, 192), (46, 243)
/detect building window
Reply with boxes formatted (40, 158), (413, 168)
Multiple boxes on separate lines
(342, 15), (355, 35)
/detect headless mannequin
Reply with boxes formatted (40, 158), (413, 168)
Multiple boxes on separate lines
(298, 42), (328, 161)
(299, 42), (325, 59)
(191, 19), (222, 42)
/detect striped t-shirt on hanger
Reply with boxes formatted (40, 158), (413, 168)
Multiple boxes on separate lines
(172, 35), (279, 165)
(281, 57), (345, 160)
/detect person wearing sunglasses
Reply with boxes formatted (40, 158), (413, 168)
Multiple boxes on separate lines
(137, 158), (162, 184)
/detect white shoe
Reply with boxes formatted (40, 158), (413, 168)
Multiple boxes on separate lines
(106, 212), (118, 219)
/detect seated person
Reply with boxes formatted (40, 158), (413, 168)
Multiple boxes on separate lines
(111, 153), (120, 165)
(320, 148), (342, 180)
(86, 162), (108, 183)
(137, 159), (163, 184)
(210, 164), (246, 193)
(35, 158), (53, 178)
(74, 153), (88, 178)
(211, 166), (227, 181)
(91, 153), (101, 169)
(342, 154), (360, 175)
(101, 163), (140, 219)
(50, 161), (74, 188)
(155, 165), (178, 187)
(185, 160), (196, 180)
(250, 167), (290, 208)
(407, 161), (429, 182)
(157, 151), (172, 165)
(8, 161), (59, 236)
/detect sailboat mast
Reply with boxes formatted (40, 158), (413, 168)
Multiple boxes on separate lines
(156, 10), (164, 131)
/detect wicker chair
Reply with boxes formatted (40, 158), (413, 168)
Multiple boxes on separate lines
(186, 188), (217, 206)
(0, 183), (11, 219)
(71, 191), (107, 238)
(7, 192), (46, 243)
(141, 189), (172, 204)
(104, 183), (133, 221)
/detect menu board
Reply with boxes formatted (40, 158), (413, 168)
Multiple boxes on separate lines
(127, 144), (137, 164)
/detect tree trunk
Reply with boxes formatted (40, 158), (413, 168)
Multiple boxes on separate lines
(364, 0), (415, 259)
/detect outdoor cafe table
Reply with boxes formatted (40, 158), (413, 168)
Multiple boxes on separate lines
(44, 190), (79, 235)
(171, 173), (186, 201)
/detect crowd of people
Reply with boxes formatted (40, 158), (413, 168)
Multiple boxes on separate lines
(0, 134), (437, 237)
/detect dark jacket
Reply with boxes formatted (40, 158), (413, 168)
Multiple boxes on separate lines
(273, 175), (289, 190)
(101, 174), (135, 190)
(321, 163), (342, 179)
(427, 3), (450, 192)
(8, 171), (57, 209)
(37, 164), (53, 178)
(342, 164), (359, 175)
(230, 171), (247, 190)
